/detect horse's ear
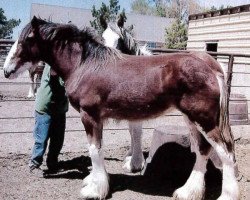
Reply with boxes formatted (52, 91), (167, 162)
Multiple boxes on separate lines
(100, 14), (107, 29)
(117, 14), (125, 28)
(31, 16), (39, 29)
(28, 16), (39, 38)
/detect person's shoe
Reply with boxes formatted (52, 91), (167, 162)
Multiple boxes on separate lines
(29, 165), (44, 178)
(44, 162), (63, 175)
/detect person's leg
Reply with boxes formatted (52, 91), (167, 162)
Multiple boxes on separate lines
(46, 113), (66, 170)
(29, 112), (51, 174)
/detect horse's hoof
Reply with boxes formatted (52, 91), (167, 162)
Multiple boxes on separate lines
(82, 172), (92, 187)
(123, 156), (132, 172)
(217, 192), (240, 200)
(80, 181), (109, 200)
(81, 172), (109, 200)
(217, 196), (236, 200)
(173, 185), (204, 200)
(123, 156), (145, 173)
(125, 156), (132, 163)
(81, 184), (101, 199)
(27, 94), (34, 98)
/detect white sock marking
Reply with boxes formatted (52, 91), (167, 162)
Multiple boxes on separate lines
(81, 144), (109, 199)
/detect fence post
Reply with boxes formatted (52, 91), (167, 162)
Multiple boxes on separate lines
(227, 55), (234, 96)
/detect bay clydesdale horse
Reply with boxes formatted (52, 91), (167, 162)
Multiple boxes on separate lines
(4, 17), (239, 200)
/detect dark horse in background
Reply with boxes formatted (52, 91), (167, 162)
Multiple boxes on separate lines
(4, 17), (239, 200)
(101, 14), (152, 172)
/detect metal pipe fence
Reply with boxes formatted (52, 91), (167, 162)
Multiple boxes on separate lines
(1, 41), (250, 134)
(150, 48), (250, 125)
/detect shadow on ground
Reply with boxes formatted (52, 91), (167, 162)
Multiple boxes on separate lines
(45, 143), (222, 199)
(109, 143), (222, 199)
(44, 155), (91, 179)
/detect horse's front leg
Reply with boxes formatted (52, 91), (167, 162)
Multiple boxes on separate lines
(124, 121), (144, 173)
(80, 109), (109, 199)
(27, 72), (35, 98)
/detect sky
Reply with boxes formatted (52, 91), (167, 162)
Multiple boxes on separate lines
(0, 0), (250, 39)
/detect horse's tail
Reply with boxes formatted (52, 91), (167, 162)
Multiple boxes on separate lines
(216, 70), (234, 148)
(217, 73), (228, 131)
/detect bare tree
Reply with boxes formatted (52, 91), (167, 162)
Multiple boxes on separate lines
(131, 0), (155, 15)
(153, 0), (202, 21)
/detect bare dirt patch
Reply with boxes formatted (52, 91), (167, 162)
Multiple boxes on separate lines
(0, 144), (250, 200)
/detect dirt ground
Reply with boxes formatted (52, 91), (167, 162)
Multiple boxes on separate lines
(0, 70), (250, 200)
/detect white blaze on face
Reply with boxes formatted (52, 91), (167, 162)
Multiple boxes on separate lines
(3, 40), (18, 73)
(3, 40), (33, 79)
(102, 26), (120, 48)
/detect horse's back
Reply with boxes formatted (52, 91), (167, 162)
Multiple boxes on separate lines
(189, 51), (224, 74)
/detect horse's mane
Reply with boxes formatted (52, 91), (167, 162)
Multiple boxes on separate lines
(108, 22), (151, 56)
(20, 18), (121, 65)
(79, 27), (121, 63)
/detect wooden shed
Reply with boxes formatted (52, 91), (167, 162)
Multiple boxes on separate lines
(187, 4), (250, 55)
(187, 4), (250, 124)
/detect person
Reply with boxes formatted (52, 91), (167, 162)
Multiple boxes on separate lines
(29, 62), (68, 177)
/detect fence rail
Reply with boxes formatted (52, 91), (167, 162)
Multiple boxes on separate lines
(0, 39), (15, 68)
(1, 44), (250, 134)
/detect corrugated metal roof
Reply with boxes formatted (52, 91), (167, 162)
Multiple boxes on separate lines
(31, 3), (173, 43)
(189, 4), (250, 21)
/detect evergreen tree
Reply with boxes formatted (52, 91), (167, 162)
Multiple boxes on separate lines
(0, 8), (20, 39)
(165, 18), (187, 49)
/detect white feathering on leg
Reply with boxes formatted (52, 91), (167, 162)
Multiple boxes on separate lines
(81, 144), (109, 199)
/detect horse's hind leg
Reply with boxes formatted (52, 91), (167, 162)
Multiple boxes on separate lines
(123, 121), (144, 173)
(174, 117), (212, 200)
(202, 125), (239, 200)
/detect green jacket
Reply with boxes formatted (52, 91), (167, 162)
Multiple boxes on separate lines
(35, 64), (68, 115)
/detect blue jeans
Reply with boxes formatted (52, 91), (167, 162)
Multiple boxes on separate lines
(29, 111), (66, 168)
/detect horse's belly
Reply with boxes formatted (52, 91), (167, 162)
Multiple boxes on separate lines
(103, 100), (174, 120)
(103, 79), (172, 120)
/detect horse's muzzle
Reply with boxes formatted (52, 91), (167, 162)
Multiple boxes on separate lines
(4, 70), (11, 78)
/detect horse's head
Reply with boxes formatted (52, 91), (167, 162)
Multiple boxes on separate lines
(101, 14), (127, 50)
(4, 16), (78, 79)
(3, 16), (47, 79)
(101, 14), (151, 56)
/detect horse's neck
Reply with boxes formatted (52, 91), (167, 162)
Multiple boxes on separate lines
(49, 45), (82, 81)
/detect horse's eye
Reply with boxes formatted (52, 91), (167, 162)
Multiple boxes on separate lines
(26, 37), (35, 43)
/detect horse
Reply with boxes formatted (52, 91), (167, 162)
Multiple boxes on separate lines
(27, 61), (44, 98)
(4, 17), (239, 200)
(101, 14), (152, 173)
